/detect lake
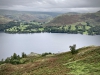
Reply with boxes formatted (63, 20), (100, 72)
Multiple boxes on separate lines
(0, 33), (100, 60)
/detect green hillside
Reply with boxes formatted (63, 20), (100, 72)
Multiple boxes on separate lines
(0, 46), (100, 75)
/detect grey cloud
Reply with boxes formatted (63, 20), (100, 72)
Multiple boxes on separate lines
(0, 0), (100, 12)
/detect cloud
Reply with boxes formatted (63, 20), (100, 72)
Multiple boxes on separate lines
(0, 0), (100, 12)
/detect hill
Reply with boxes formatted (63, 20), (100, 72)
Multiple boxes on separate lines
(46, 11), (100, 26)
(0, 46), (100, 75)
(0, 9), (63, 24)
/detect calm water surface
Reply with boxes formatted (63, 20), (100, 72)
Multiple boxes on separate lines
(0, 33), (100, 60)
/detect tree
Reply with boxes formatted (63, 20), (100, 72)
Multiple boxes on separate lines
(12, 53), (17, 59)
(17, 55), (21, 59)
(22, 52), (27, 58)
(69, 44), (78, 54)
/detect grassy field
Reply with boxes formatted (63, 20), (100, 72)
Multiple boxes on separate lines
(0, 46), (100, 75)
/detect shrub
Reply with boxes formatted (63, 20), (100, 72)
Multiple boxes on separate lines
(10, 59), (20, 64)
(41, 52), (52, 56)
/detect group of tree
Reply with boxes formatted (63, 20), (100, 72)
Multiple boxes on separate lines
(0, 52), (27, 65)
(0, 21), (20, 32)
(1, 21), (100, 35)
(88, 26), (100, 35)
(43, 26), (85, 34)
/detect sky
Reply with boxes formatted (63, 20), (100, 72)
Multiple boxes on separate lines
(0, 0), (100, 13)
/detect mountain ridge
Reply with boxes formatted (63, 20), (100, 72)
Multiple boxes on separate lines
(0, 9), (64, 24)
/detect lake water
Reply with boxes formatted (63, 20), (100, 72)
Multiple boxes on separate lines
(0, 33), (100, 60)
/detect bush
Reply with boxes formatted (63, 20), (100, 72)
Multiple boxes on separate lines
(19, 58), (28, 64)
(10, 59), (20, 64)
(41, 52), (52, 56)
